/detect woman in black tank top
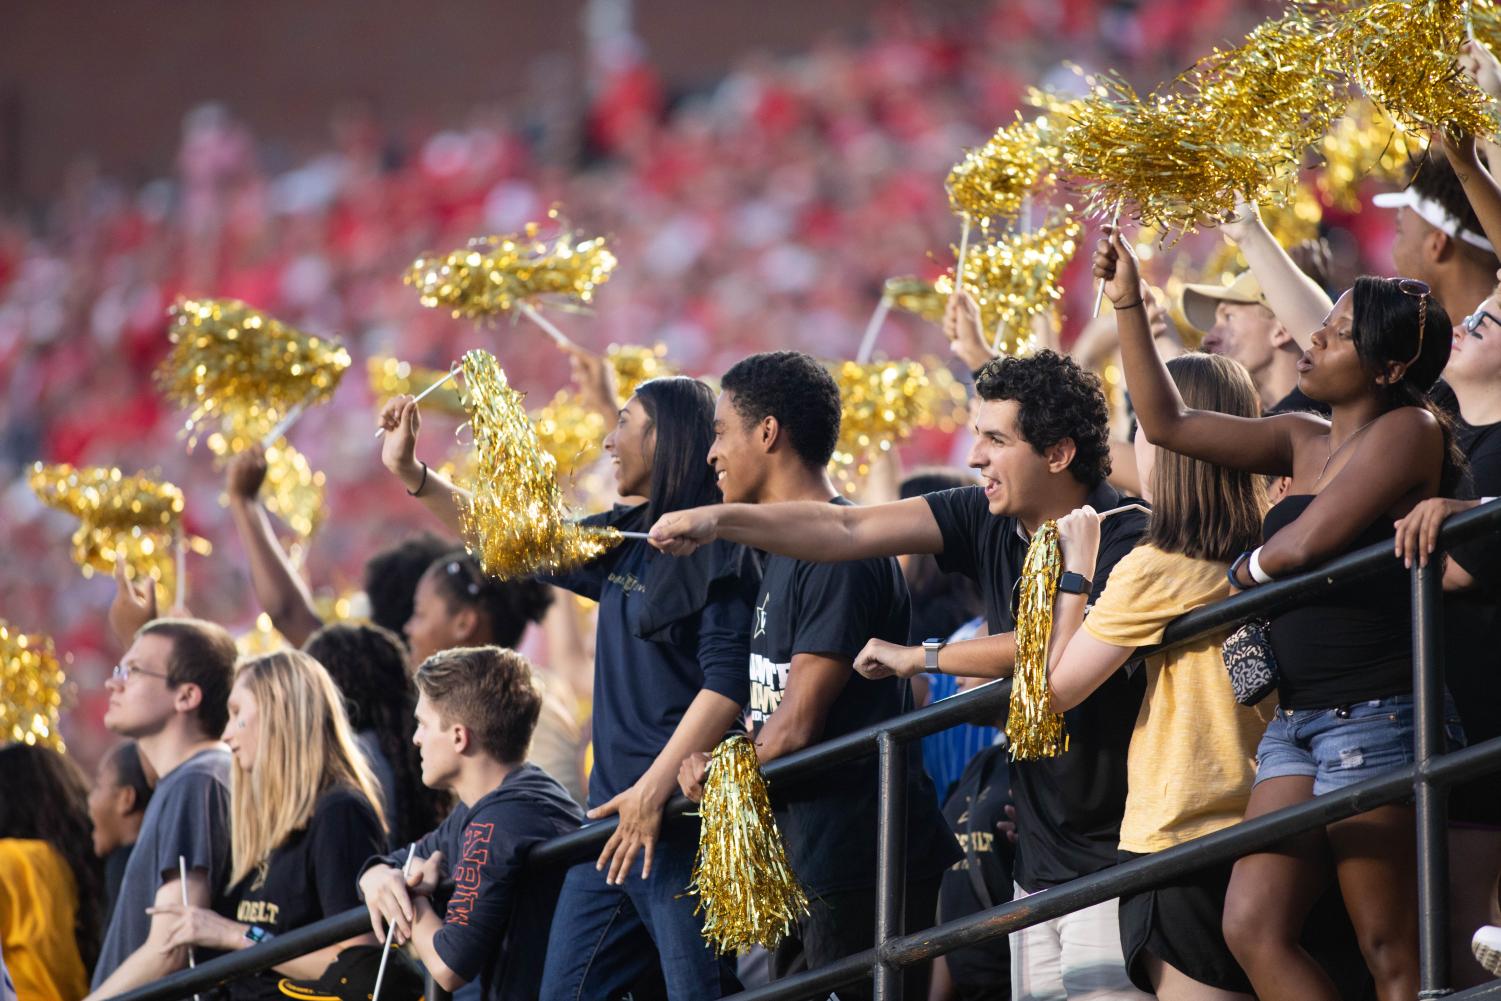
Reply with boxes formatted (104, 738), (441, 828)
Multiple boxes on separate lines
(1095, 231), (1463, 1001)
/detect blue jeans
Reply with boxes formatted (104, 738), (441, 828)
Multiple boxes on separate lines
(539, 829), (740, 1000)
(1255, 694), (1465, 796)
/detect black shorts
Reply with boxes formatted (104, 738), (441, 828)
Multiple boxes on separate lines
(1117, 851), (1253, 995)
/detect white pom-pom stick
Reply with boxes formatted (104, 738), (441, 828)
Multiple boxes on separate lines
(518, 301), (578, 351)
(178, 856), (201, 1001)
(855, 296), (894, 365)
(374, 364), (461, 439)
(371, 843), (419, 1001)
(1092, 208), (1122, 319)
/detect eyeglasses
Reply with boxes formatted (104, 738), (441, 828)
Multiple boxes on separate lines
(111, 663), (170, 684)
(1463, 310), (1499, 338)
(1395, 278), (1432, 368)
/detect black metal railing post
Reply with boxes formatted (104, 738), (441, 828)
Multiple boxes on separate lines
(874, 730), (909, 1000)
(1413, 561), (1452, 999)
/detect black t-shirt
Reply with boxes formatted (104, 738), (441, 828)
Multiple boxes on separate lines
(924, 482), (1149, 891)
(749, 498), (959, 895)
(367, 764), (584, 1001)
(1448, 418), (1501, 749)
(937, 744), (1014, 998)
(218, 786), (384, 1001)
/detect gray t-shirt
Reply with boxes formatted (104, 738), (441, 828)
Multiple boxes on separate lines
(91, 747), (231, 987)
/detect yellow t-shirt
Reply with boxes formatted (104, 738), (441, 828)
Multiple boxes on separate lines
(1082, 544), (1268, 854)
(0, 838), (88, 1001)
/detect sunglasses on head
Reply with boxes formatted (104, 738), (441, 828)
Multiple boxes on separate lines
(1394, 277), (1431, 368)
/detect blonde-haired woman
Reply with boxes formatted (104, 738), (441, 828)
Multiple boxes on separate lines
(153, 650), (405, 999)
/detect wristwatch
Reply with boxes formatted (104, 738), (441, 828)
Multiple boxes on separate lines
(1058, 571), (1092, 596)
(244, 925), (275, 945)
(923, 637), (946, 674)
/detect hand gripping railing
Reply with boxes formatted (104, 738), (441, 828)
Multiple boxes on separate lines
(112, 499), (1501, 1001)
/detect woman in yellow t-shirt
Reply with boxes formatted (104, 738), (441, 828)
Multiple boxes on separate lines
(0, 744), (103, 1001)
(1043, 354), (1268, 1001)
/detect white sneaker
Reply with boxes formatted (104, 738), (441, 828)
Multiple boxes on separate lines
(1473, 924), (1501, 978)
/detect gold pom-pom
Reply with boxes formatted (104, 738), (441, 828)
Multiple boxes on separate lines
(1006, 521), (1068, 760)
(1316, 98), (1425, 211)
(936, 218), (1081, 356)
(913, 358), (973, 434)
(28, 463), (208, 598)
(829, 359), (935, 489)
(531, 392), (610, 479)
(688, 735), (810, 954)
(157, 298), (351, 452)
(0, 621), (70, 751)
(405, 226), (617, 322)
(1062, 10), (1340, 234)
(455, 349), (621, 579)
(606, 342), (675, 399)
(883, 277), (947, 325)
(257, 443), (326, 539)
(946, 117), (1056, 228)
(1334, 0), (1498, 141)
(367, 357), (468, 419)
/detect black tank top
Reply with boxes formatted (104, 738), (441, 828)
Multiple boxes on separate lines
(1263, 495), (1412, 710)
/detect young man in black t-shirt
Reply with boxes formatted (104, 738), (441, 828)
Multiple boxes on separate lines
(674, 351), (959, 1000)
(653, 339), (1151, 999)
(359, 646), (584, 1000)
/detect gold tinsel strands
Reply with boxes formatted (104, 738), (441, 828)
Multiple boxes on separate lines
(1333, 0), (1498, 141)
(1317, 99), (1425, 211)
(158, 298), (351, 452)
(935, 218), (1081, 356)
(1006, 521), (1069, 760)
(531, 344), (677, 479)
(688, 735), (810, 954)
(946, 117), (1056, 229)
(829, 359), (933, 489)
(1476, 0), (1501, 50)
(0, 622), (69, 751)
(257, 443), (326, 539)
(405, 226), (617, 322)
(28, 463), (209, 598)
(367, 357), (468, 419)
(1061, 10), (1339, 235)
(455, 349), (621, 579)
(884, 277), (947, 325)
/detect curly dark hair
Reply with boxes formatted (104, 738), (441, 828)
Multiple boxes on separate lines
(972, 350), (1112, 486)
(0, 744), (104, 971)
(426, 551), (554, 649)
(1407, 154), (1501, 273)
(302, 622), (452, 845)
(362, 532), (457, 641)
(720, 351), (843, 468)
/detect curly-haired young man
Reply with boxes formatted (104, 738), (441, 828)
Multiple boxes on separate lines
(650, 339), (1152, 1000)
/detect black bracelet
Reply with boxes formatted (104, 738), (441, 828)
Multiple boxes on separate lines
(407, 460), (429, 498)
(1114, 298), (1145, 310)
(1226, 550), (1254, 590)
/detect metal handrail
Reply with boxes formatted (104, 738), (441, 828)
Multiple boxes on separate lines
(110, 498), (1501, 1001)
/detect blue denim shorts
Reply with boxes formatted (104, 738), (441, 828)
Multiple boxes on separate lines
(1254, 694), (1464, 796)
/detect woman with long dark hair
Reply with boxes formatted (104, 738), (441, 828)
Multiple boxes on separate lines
(301, 621), (453, 846)
(379, 371), (759, 998)
(0, 744), (103, 1000)
(1094, 231), (1462, 1001)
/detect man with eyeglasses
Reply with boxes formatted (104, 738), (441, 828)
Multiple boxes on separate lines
(86, 606), (236, 1000)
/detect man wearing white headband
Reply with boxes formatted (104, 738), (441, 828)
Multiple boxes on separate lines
(1376, 156), (1501, 323)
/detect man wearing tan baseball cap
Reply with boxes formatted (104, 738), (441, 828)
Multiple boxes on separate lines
(1179, 271), (1326, 415)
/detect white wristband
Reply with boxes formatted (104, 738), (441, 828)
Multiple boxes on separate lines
(1248, 547), (1274, 585)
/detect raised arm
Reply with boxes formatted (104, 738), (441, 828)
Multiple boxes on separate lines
(379, 395), (469, 537)
(1436, 131), (1501, 258)
(649, 496), (944, 562)
(1093, 229), (1315, 476)
(1219, 201), (1333, 349)
(226, 448), (323, 647)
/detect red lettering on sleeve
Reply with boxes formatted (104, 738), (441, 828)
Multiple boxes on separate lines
(445, 822), (494, 926)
